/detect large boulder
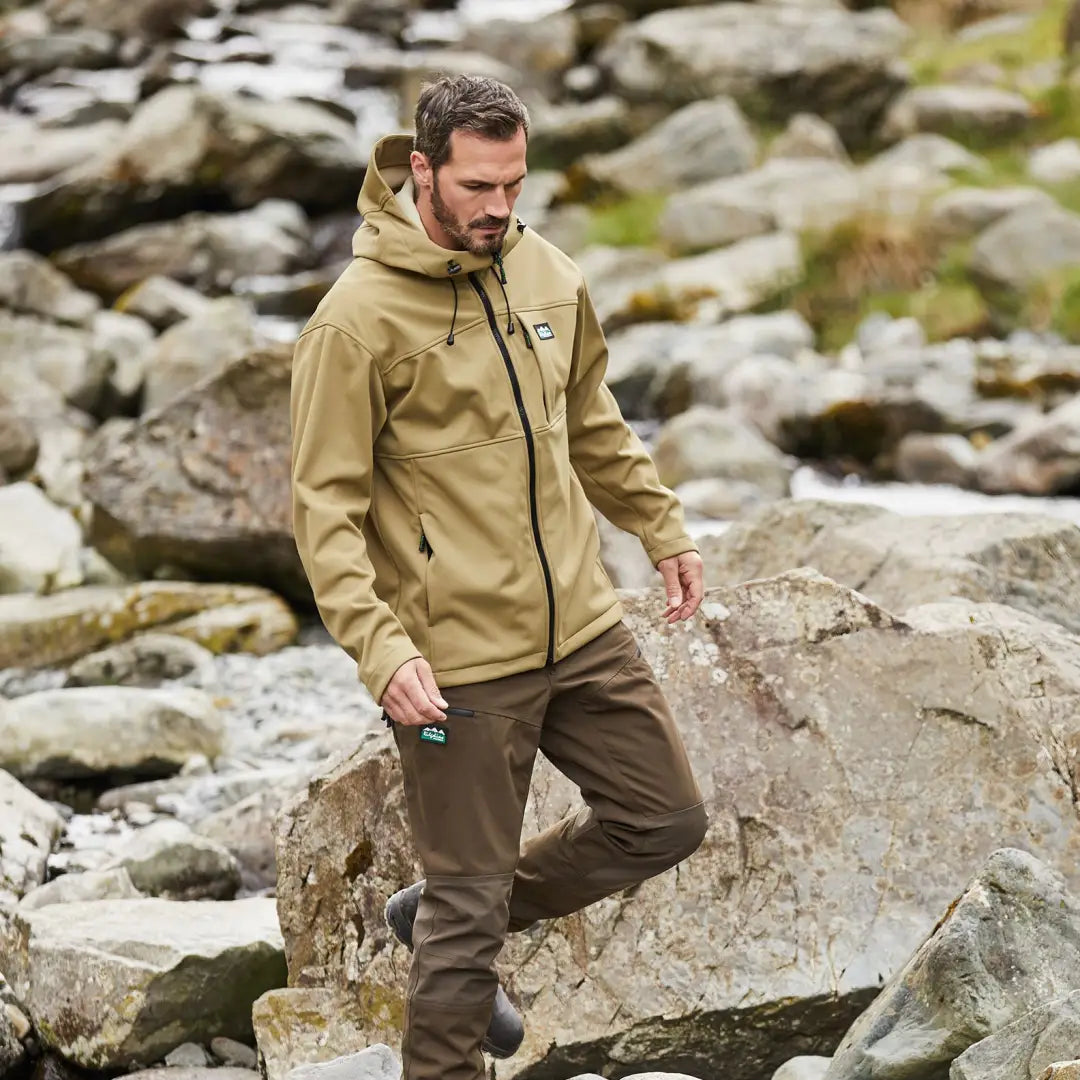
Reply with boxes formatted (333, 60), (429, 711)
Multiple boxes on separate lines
(42, 0), (210, 40)
(5, 897), (286, 1069)
(578, 97), (757, 195)
(0, 482), (84, 595)
(661, 158), (861, 253)
(0, 250), (100, 326)
(699, 499), (1080, 634)
(83, 346), (306, 602)
(267, 578), (1080, 1080)
(0, 118), (123, 185)
(977, 395), (1080, 495)
(825, 851), (1080, 1079)
(970, 202), (1080, 300)
(53, 202), (310, 303)
(880, 84), (1032, 143)
(0, 685), (224, 783)
(0, 580), (289, 669)
(951, 991), (1080, 1080)
(0, 770), (64, 915)
(596, 4), (911, 145)
(19, 87), (363, 250)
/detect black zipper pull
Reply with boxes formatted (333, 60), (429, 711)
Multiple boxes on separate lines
(518, 317), (534, 349)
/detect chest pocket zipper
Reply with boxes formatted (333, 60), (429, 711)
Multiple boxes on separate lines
(517, 315), (548, 422)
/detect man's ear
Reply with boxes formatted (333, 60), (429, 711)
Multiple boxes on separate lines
(410, 150), (433, 191)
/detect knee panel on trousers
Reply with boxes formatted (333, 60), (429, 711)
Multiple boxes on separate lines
(602, 801), (708, 876)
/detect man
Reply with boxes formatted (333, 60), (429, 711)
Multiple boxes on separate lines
(290, 74), (707, 1080)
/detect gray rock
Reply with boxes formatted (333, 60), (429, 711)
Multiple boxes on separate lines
(772, 1059), (830, 1080)
(977, 394), (1080, 493)
(881, 83), (1032, 142)
(571, 245), (670, 333)
(655, 232), (803, 322)
(0, 28), (116, 78)
(0, 769), (64, 914)
(461, 12), (576, 96)
(1029, 138), (1080, 185)
(194, 788), (288, 894)
(596, 4), (910, 145)
(0, 312), (101, 412)
(42, 0), (209, 41)
(96, 764), (311, 824)
(0, 118), (123, 185)
(54, 202), (310, 303)
(701, 498), (1080, 635)
(0, 482), (84, 594)
(210, 1036), (258, 1069)
(268, 579), (1080, 1080)
(17, 867), (142, 910)
(141, 297), (266, 413)
(285, 1045), (400, 1080)
(674, 476), (776, 520)
(0, 580), (284, 670)
(971, 202), (1080, 297)
(654, 405), (794, 496)
(825, 850), (1080, 1079)
(91, 309), (157, 417)
(0, 393), (38, 477)
(929, 185), (1055, 240)
(65, 632), (214, 688)
(165, 1043), (212, 1068)
(0, 1000), (24, 1077)
(101, 819), (241, 901)
(661, 159), (861, 253)
(114, 275), (211, 332)
(0, 685), (223, 782)
(124, 1070), (257, 1080)
(20, 87), (363, 251)
(951, 991), (1080, 1080)
(769, 114), (849, 163)
(855, 312), (926, 356)
(84, 346), (306, 603)
(6, 897), (285, 1069)
(528, 96), (634, 171)
(895, 432), (980, 487)
(580, 97), (757, 195)
(0, 251), (100, 327)
(605, 312), (814, 419)
(1039, 1065), (1080, 1080)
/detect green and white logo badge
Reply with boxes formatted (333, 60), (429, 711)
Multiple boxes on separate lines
(533, 322), (555, 341)
(420, 725), (448, 746)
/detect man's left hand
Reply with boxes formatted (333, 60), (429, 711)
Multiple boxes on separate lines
(657, 550), (704, 623)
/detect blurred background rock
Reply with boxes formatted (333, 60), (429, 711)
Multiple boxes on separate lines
(8, 2), (1080, 1080)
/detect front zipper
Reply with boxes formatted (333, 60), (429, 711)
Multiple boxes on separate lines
(470, 271), (556, 667)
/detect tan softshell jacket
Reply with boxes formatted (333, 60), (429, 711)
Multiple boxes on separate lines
(290, 134), (698, 705)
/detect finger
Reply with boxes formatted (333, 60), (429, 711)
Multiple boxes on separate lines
(659, 560), (684, 610)
(416, 660), (448, 709)
(403, 672), (446, 724)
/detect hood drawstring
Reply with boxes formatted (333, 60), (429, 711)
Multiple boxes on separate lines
(493, 253), (514, 338)
(446, 260), (461, 346)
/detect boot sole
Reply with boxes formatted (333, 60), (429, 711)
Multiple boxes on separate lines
(383, 895), (522, 1059)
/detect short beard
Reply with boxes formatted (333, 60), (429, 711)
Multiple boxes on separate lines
(431, 171), (508, 257)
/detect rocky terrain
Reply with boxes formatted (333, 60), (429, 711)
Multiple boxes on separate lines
(6, 0), (1080, 1078)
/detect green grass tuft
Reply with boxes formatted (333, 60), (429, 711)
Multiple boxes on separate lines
(585, 192), (667, 249)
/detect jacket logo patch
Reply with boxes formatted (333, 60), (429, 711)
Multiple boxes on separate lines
(419, 725), (448, 745)
(533, 322), (555, 341)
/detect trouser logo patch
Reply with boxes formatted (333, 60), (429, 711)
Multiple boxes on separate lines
(420, 725), (448, 745)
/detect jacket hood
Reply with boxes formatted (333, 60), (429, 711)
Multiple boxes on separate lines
(353, 133), (525, 278)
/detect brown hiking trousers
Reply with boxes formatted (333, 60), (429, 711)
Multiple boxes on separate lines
(389, 618), (708, 1080)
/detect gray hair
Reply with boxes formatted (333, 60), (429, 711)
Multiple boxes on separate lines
(413, 74), (530, 171)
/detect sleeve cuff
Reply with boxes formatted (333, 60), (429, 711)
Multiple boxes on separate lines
(361, 639), (425, 706)
(645, 535), (700, 568)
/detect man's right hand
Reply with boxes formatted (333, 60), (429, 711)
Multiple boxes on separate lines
(381, 657), (448, 726)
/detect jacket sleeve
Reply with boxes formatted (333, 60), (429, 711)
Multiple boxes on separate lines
(290, 323), (422, 705)
(565, 281), (699, 568)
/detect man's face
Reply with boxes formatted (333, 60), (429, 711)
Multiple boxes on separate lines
(414, 127), (528, 256)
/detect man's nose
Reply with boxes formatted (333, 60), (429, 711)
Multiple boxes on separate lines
(486, 190), (510, 220)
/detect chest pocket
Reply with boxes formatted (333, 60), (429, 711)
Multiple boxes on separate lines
(513, 304), (577, 426)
